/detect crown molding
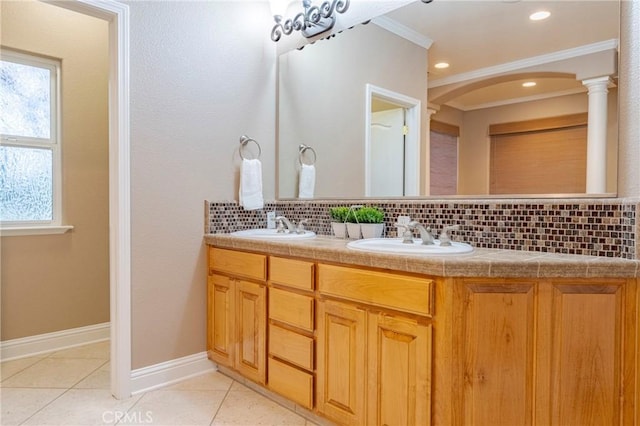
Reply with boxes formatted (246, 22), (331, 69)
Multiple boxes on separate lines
(430, 39), (619, 88)
(372, 16), (433, 49)
(447, 87), (588, 112)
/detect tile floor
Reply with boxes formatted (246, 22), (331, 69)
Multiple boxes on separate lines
(1, 341), (313, 425)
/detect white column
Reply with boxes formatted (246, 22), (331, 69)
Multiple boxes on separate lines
(424, 105), (439, 196)
(582, 76), (611, 193)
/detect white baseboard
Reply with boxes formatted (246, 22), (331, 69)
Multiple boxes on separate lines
(0, 322), (110, 361)
(130, 352), (217, 395)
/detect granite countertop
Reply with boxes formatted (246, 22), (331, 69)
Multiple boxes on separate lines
(204, 234), (639, 279)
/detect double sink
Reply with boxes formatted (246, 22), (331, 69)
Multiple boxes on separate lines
(231, 229), (473, 255)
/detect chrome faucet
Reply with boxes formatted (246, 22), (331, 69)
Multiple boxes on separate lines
(395, 223), (415, 244)
(296, 218), (310, 234)
(439, 224), (460, 246)
(408, 221), (435, 245)
(275, 216), (296, 233)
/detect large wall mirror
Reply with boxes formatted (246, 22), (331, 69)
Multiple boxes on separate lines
(276, 0), (620, 199)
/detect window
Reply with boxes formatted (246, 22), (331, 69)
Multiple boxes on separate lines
(430, 120), (459, 196)
(1, 49), (61, 228)
(489, 113), (587, 194)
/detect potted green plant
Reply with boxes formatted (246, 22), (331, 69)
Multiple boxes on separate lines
(345, 207), (362, 239)
(329, 206), (349, 238)
(356, 206), (385, 238)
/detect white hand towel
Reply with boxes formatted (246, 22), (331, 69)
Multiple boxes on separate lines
(239, 158), (264, 210)
(298, 163), (316, 199)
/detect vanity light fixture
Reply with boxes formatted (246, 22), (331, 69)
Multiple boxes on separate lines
(271, 0), (350, 42)
(522, 81), (537, 87)
(434, 62), (450, 69)
(529, 10), (550, 21)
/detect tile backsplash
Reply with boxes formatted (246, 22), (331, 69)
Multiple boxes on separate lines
(205, 198), (638, 259)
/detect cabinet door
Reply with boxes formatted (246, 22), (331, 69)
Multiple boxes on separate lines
(454, 281), (536, 426)
(316, 300), (366, 426)
(367, 312), (432, 426)
(536, 281), (630, 425)
(208, 274), (235, 367)
(235, 279), (266, 384)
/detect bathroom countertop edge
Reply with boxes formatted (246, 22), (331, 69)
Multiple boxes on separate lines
(204, 234), (639, 279)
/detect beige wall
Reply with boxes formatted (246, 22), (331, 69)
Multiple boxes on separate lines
(127, 1), (275, 369)
(0, 2), (110, 340)
(433, 91), (618, 195)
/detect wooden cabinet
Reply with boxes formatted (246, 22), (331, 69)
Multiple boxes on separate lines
(450, 278), (638, 426)
(267, 256), (316, 410)
(269, 287), (314, 332)
(269, 256), (314, 291)
(537, 280), (635, 425)
(269, 325), (313, 370)
(318, 263), (434, 317)
(206, 245), (638, 426)
(316, 300), (367, 425)
(234, 279), (266, 383)
(268, 357), (314, 408)
(207, 248), (266, 384)
(207, 274), (235, 367)
(209, 247), (266, 281)
(367, 312), (432, 426)
(451, 280), (536, 425)
(317, 265), (434, 426)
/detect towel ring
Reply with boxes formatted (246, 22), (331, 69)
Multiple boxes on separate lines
(239, 135), (261, 160)
(298, 144), (317, 166)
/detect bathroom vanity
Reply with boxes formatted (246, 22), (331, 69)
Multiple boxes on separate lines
(204, 234), (639, 425)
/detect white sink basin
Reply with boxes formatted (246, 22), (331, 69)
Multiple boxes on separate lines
(231, 228), (316, 239)
(347, 238), (473, 255)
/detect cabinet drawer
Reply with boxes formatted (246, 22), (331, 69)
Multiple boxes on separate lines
(269, 287), (314, 331)
(318, 264), (433, 317)
(209, 247), (266, 281)
(268, 358), (314, 409)
(269, 257), (314, 291)
(269, 325), (314, 370)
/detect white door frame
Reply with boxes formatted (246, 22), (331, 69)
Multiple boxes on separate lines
(47, 0), (131, 399)
(365, 84), (421, 196)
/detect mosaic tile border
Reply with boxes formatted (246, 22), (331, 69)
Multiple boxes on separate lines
(205, 199), (639, 260)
